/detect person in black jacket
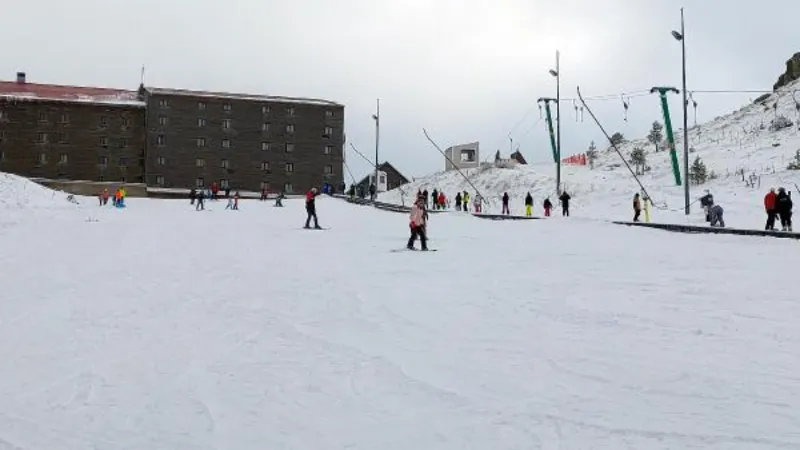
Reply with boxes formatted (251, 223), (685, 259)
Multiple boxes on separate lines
(776, 187), (793, 232)
(559, 191), (571, 216)
(700, 190), (714, 222)
(524, 192), (533, 216)
(501, 192), (510, 215)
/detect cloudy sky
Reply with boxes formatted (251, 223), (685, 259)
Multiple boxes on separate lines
(1, 0), (797, 181)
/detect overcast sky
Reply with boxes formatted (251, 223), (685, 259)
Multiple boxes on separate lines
(2, 0), (797, 181)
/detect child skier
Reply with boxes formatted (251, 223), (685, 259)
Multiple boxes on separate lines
(525, 192), (533, 216)
(407, 195), (428, 251)
(501, 192), (510, 215)
(543, 198), (553, 217)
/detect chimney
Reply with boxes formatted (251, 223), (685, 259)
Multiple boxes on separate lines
(16, 72), (26, 84)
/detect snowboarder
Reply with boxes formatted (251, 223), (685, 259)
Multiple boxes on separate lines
(776, 187), (793, 231)
(633, 193), (642, 222)
(543, 198), (553, 217)
(524, 192), (533, 217)
(709, 204), (725, 228)
(559, 191), (571, 216)
(501, 192), (510, 215)
(304, 187), (322, 229)
(407, 196), (428, 251)
(700, 190), (714, 222)
(764, 188), (778, 231)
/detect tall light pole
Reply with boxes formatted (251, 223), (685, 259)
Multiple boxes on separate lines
(672, 8), (690, 215)
(549, 50), (561, 194)
(372, 99), (380, 196)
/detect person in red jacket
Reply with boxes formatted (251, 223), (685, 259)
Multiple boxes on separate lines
(764, 188), (778, 230)
(304, 188), (321, 229)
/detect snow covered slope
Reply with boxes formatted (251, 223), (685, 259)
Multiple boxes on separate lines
(0, 196), (799, 449)
(381, 80), (800, 229)
(0, 172), (84, 228)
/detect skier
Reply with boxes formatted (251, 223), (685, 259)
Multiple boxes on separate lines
(474, 193), (482, 213)
(455, 192), (462, 211)
(369, 184), (376, 201)
(764, 188), (778, 231)
(225, 197), (234, 210)
(700, 190), (714, 222)
(211, 182), (219, 201)
(275, 191), (285, 207)
(559, 191), (571, 216)
(543, 198), (553, 217)
(633, 193), (642, 222)
(501, 192), (510, 215)
(407, 195), (428, 251)
(260, 186), (268, 201)
(709, 204), (725, 228)
(525, 192), (533, 217)
(462, 191), (470, 212)
(422, 189), (429, 209)
(431, 189), (438, 210)
(437, 191), (446, 210)
(196, 189), (205, 211)
(190, 188), (197, 205)
(304, 187), (322, 229)
(776, 187), (793, 231)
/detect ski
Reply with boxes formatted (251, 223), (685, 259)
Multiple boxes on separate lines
(300, 227), (329, 230)
(390, 248), (438, 252)
(577, 86), (656, 205)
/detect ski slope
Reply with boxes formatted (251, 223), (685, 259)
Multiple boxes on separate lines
(381, 80), (800, 229)
(1, 175), (799, 449)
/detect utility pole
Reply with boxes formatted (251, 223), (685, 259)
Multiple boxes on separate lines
(549, 51), (562, 194)
(650, 86), (682, 186)
(372, 99), (380, 195)
(672, 8), (690, 215)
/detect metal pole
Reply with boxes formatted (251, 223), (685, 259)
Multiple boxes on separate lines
(555, 50), (562, 194)
(374, 98), (380, 195)
(681, 8), (690, 215)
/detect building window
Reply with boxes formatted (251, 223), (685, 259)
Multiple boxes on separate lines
(324, 145), (332, 155)
(198, 101), (207, 110)
(158, 116), (167, 126)
(59, 154), (68, 164)
(324, 126), (333, 136)
(262, 105), (270, 114)
(58, 133), (68, 144)
(196, 158), (205, 167)
(222, 139), (231, 149)
(285, 143), (294, 153)
(121, 116), (130, 128)
(220, 179), (229, 189)
(119, 157), (127, 168)
(286, 124), (295, 133)
(285, 162), (294, 172)
(60, 113), (70, 124)
(159, 99), (168, 108)
(100, 137), (109, 148)
(325, 110), (334, 118)
(197, 118), (206, 127)
(0, 151), (4, 161)
(284, 183), (293, 193)
(0, 131), (5, 142)
(260, 161), (270, 172)
(98, 156), (108, 167)
(196, 177), (204, 187)
(157, 135), (166, 146)
(39, 153), (47, 164)
(223, 103), (232, 112)
(156, 175), (165, 186)
(157, 156), (166, 165)
(37, 132), (48, 144)
(222, 119), (231, 129)
(38, 111), (47, 122)
(197, 137), (206, 147)
(286, 107), (295, 116)
(324, 165), (333, 174)
(120, 138), (128, 148)
(99, 116), (107, 128)
(261, 142), (270, 151)
(220, 159), (230, 169)
(261, 122), (270, 132)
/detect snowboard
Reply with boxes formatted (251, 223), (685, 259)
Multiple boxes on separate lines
(390, 248), (437, 252)
(301, 227), (329, 230)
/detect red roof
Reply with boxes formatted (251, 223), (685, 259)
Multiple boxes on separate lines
(0, 81), (143, 106)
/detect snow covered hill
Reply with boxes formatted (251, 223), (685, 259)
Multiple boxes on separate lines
(380, 80), (800, 229)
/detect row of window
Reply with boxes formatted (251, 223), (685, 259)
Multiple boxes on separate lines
(14, 111), (132, 128)
(157, 100), (336, 120)
(23, 132), (132, 148)
(162, 177), (295, 194)
(28, 154), (131, 166)
(156, 117), (333, 136)
(184, 157), (334, 175)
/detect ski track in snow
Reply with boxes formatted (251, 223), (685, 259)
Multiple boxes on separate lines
(0, 180), (799, 449)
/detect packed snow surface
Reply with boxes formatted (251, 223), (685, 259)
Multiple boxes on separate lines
(1, 177), (799, 449)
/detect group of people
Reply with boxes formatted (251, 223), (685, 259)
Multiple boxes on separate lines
(413, 188), (569, 217)
(190, 187), (240, 211)
(764, 187), (793, 231)
(97, 187), (127, 208)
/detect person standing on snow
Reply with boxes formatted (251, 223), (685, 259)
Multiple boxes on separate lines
(776, 187), (793, 231)
(633, 193), (642, 222)
(709, 204), (725, 228)
(438, 191), (446, 210)
(700, 190), (714, 222)
(422, 189), (429, 209)
(455, 192), (462, 211)
(305, 187), (322, 229)
(233, 191), (240, 210)
(462, 191), (470, 211)
(196, 189), (205, 211)
(474, 193), (483, 213)
(525, 192), (533, 217)
(190, 188), (197, 205)
(559, 191), (571, 216)
(543, 198), (553, 217)
(407, 195), (429, 251)
(501, 192), (510, 215)
(764, 188), (778, 231)
(431, 189), (439, 209)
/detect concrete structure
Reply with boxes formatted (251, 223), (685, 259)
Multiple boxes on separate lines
(444, 141), (480, 171)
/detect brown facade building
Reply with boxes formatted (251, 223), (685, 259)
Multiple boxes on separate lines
(357, 161), (409, 192)
(0, 73), (146, 183)
(0, 73), (345, 194)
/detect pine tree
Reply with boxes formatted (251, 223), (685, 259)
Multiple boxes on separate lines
(787, 149), (800, 170)
(689, 155), (708, 185)
(586, 141), (598, 169)
(610, 132), (625, 146)
(630, 147), (647, 175)
(647, 121), (664, 152)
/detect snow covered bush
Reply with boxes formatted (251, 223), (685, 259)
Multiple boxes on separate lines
(787, 150), (800, 170)
(769, 115), (794, 132)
